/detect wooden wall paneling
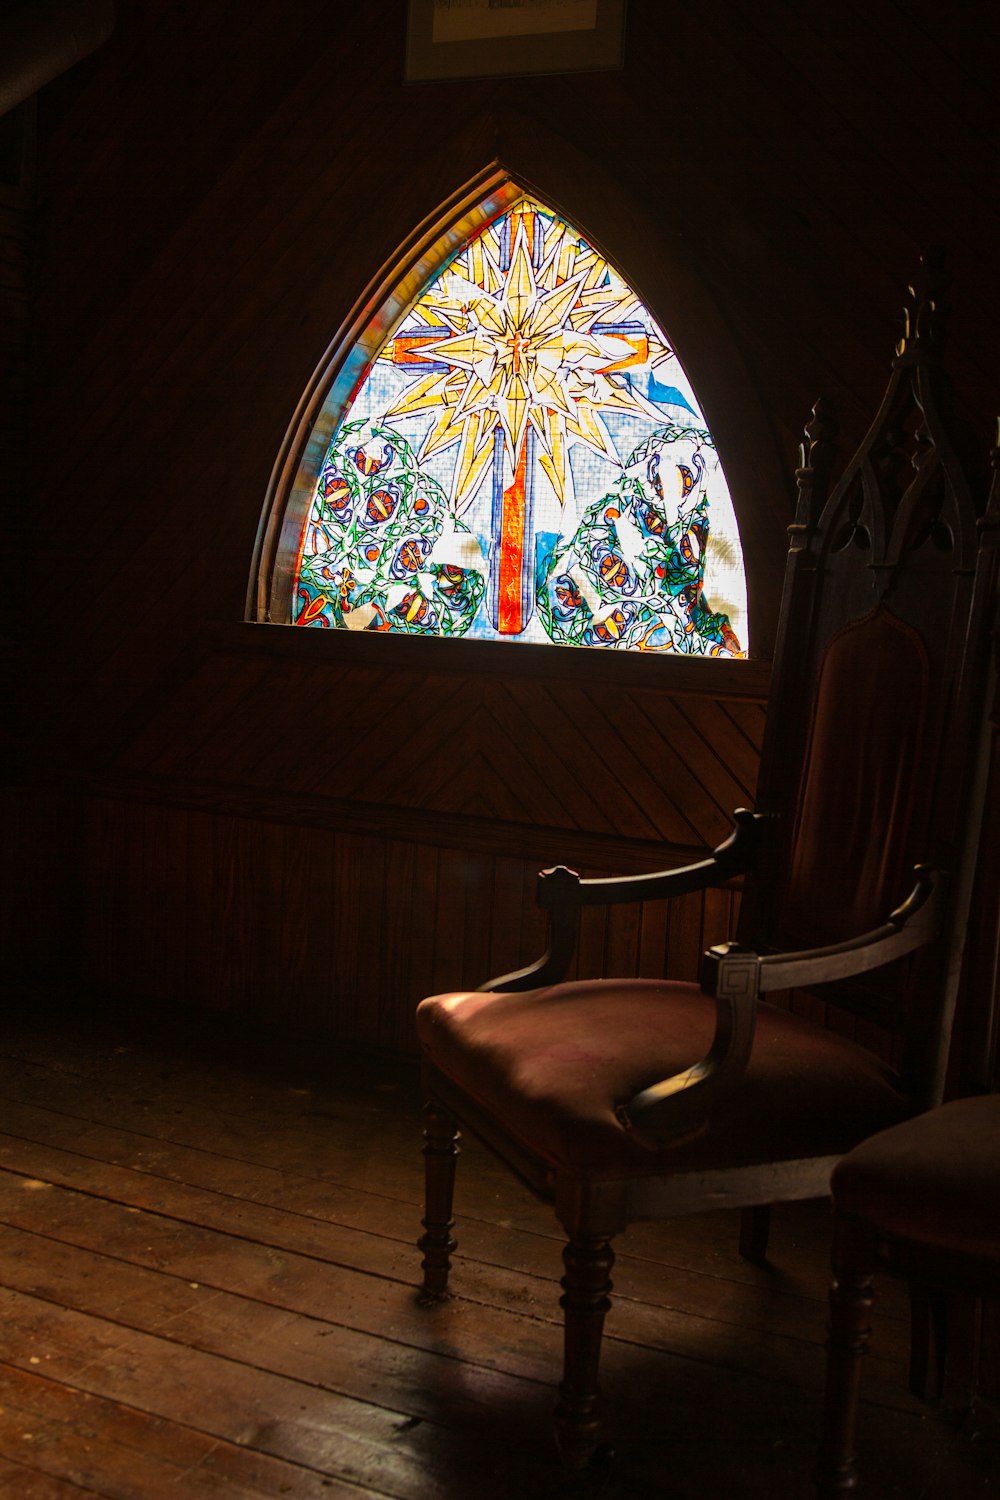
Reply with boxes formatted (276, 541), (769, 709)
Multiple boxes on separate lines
(702, 882), (740, 961)
(485, 677), (623, 836)
(184, 808), (250, 1019)
(576, 680), (724, 847)
(415, 742), (500, 824)
(350, 831), (391, 1050)
(31, 2), (322, 358)
(718, 696), (768, 757)
(1, 785), (83, 993)
(572, 902), (609, 986)
(608, 693), (727, 847)
(410, 835), (450, 1009)
(689, 1), (993, 481)
(636, 694), (755, 841)
(82, 797), (188, 1005)
(670, 696), (762, 807)
(667, 0), (988, 432)
(411, 689), (573, 828)
(259, 659), (423, 799)
(178, 806), (312, 1026)
(476, 679), (610, 832)
(335, 671), (476, 808)
(81, 796), (119, 1000)
(456, 852), (499, 1003)
(484, 854), (542, 986)
(23, 129), (368, 738)
(541, 681), (673, 843)
(380, 838), (439, 1053)
(0, 178), (30, 557)
(428, 847), (482, 999)
(328, 829), (369, 1044)
(604, 898), (643, 983)
(637, 891), (672, 982)
(738, 0), (999, 408)
(228, 658), (359, 795)
(0, 101), (34, 630)
(666, 889), (711, 985)
(629, 7), (884, 445)
(118, 655), (273, 783)
(198, 659), (320, 789)
(219, 812), (286, 1023)
(265, 817), (340, 1040)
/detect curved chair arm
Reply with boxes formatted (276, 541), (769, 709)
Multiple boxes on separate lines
(480, 809), (765, 994)
(755, 865), (943, 992)
(619, 867), (945, 1150)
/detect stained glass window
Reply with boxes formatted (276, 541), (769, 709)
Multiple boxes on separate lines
(292, 197), (747, 655)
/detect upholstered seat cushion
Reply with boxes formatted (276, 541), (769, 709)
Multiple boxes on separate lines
(830, 1095), (1000, 1256)
(416, 979), (909, 1178)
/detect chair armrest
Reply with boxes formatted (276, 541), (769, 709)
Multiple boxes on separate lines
(618, 867), (944, 1150)
(543, 807), (764, 911)
(480, 809), (764, 993)
(753, 864), (942, 992)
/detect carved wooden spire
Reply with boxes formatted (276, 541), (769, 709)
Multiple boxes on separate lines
(790, 396), (838, 543)
(895, 246), (946, 363)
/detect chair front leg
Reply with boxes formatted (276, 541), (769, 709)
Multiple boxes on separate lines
(907, 1281), (948, 1401)
(815, 1215), (876, 1498)
(418, 1100), (460, 1303)
(554, 1232), (616, 1469)
(739, 1203), (771, 1264)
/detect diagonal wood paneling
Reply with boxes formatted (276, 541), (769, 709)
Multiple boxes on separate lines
(89, 636), (766, 850)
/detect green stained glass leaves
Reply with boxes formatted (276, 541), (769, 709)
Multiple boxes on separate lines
(297, 421), (484, 635)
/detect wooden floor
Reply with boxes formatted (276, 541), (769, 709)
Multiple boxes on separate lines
(0, 1001), (996, 1500)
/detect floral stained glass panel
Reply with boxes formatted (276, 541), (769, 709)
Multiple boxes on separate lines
(293, 198), (747, 655)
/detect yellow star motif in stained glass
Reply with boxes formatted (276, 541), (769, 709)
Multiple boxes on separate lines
(381, 201), (669, 514)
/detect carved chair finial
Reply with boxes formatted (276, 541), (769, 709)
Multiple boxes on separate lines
(797, 397), (838, 479)
(896, 246), (947, 362)
(790, 398), (838, 543)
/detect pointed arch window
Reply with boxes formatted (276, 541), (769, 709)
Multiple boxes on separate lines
(257, 186), (748, 656)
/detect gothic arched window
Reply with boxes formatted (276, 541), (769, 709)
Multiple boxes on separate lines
(258, 188), (748, 656)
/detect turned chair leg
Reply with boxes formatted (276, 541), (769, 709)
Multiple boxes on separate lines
(554, 1233), (616, 1469)
(815, 1217), (876, 1497)
(418, 1100), (460, 1303)
(739, 1203), (771, 1263)
(907, 1281), (948, 1401)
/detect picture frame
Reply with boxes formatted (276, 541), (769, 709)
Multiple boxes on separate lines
(404, 0), (627, 83)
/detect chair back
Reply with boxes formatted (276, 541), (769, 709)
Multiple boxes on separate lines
(741, 253), (999, 1106)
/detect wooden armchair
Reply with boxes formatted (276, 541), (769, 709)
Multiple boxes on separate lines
(413, 256), (1000, 1467)
(816, 1094), (1000, 1496)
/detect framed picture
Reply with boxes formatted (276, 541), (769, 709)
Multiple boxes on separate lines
(404, 0), (627, 83)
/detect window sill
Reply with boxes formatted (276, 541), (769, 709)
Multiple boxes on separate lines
(207, 619), (772, 699)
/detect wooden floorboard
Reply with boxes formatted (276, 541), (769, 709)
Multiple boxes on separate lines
(0, 1001), (997, 1498)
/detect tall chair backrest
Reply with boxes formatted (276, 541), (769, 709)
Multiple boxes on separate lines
(741, 253), (998, 1109)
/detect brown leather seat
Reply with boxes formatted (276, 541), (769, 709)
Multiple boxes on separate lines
(418, 980), (908, 1177)
(830, 1095), (1000, 1256)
